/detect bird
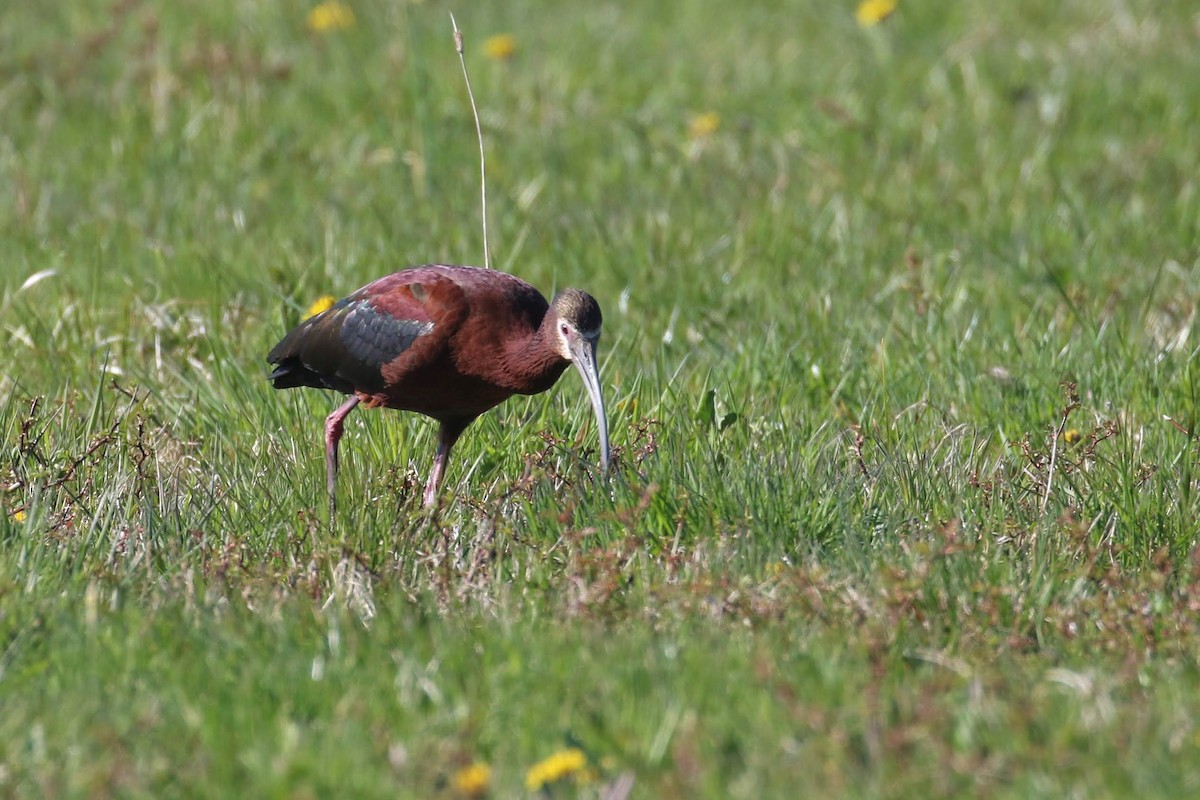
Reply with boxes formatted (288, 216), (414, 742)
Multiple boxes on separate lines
(267, 264), (609, 512)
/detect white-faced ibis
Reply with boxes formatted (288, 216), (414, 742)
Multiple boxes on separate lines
(267, 264), (609, 511)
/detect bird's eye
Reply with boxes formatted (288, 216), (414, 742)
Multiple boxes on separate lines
(560, 322), (570, 337)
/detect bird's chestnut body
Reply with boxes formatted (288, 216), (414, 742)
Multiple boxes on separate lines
(268, 265), (608, 509)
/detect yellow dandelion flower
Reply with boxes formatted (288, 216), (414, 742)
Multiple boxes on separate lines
(451, 762), (491, 797)
(1063, 429), (1082, 445)
(856, 0), (897, 27)
(525, 748), (587, 791)
(688, 111), (721, 139)
(306, 1), (356, 34)
(11, 509), (26, 523)
(305, 295), (336, 320)
(483, 33), (517, 61)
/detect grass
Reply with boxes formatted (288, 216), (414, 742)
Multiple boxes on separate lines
(2, 0), (1200, 796)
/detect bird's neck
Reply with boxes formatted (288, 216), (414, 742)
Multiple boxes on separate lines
(503, 316), (569, 394)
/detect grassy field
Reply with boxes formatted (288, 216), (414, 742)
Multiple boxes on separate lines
(3, 0), (1200, 796)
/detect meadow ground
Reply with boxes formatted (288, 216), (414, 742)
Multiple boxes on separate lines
(2, 0), (1200, 797)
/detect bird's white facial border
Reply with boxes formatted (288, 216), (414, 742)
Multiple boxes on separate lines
(556, 320), (601, 361)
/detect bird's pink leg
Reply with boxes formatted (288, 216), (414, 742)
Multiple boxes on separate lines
(423, 420), (468, 508)
(325, 395), (361, 517)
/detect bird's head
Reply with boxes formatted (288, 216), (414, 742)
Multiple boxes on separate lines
(550, 289), (609, 473)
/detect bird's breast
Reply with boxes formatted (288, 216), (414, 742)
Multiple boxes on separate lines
(361, 366), (515, 421)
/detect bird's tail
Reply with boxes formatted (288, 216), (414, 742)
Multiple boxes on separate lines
(267, 359), (317, 389)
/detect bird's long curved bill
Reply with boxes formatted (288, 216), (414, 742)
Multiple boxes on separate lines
(570, 338), (610, 473)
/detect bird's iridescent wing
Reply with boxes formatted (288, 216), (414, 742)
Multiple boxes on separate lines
(268, 273), (466, 395)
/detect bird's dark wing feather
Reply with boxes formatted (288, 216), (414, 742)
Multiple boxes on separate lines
(267, 272), (467, 395)
(338, 303), (434, 375)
